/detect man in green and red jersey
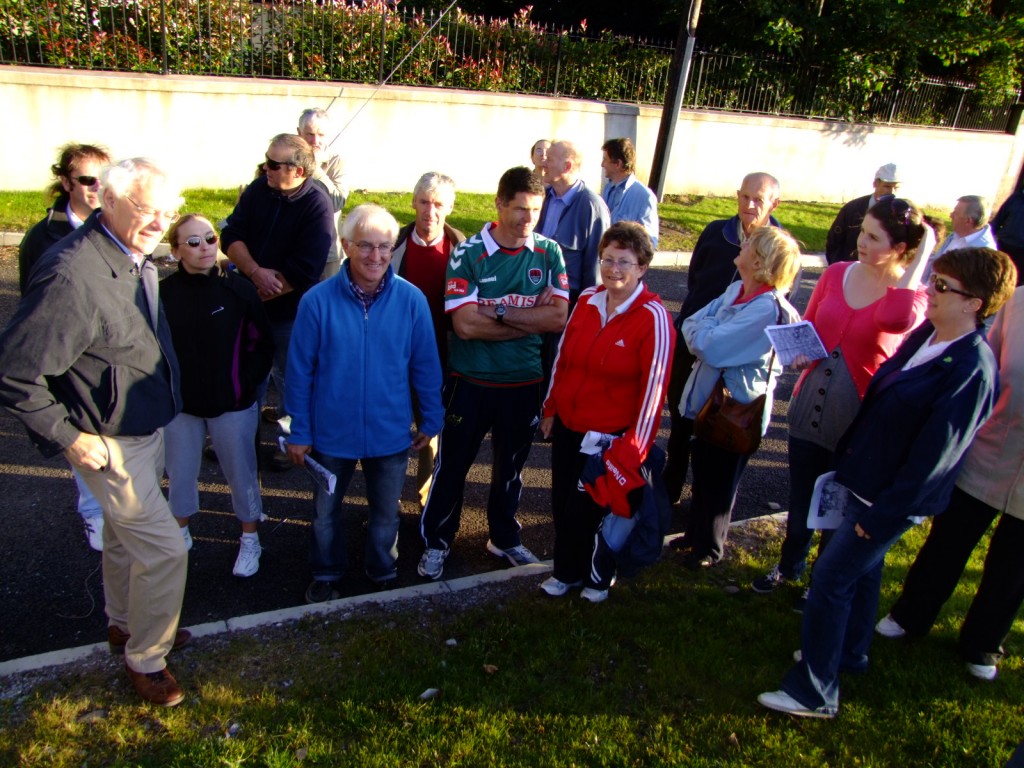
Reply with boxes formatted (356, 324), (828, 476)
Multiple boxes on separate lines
(417, 166), (569, 580)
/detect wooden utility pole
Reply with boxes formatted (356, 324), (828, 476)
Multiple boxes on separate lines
(649, 0), (702, 199)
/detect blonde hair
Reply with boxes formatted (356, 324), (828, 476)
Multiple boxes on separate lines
(747, 227), (801, 292)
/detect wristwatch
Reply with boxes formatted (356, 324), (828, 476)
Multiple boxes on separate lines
(495, 304), (507, 323)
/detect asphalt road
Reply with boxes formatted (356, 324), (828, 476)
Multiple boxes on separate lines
(0, 247), (818, 662)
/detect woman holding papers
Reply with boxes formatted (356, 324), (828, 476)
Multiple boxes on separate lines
(676, 227), (801, 568)
(752, 197), (932, 598)
(758, 247), (1016, 718)
(161, 214), (274, 577)
(538, 222), (674, 603)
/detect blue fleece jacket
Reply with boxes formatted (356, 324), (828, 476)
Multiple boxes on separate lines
(285, 263), (444, 459)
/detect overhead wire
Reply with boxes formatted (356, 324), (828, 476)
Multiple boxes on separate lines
(324, 0), (461, 149)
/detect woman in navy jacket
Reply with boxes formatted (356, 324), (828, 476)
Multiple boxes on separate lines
(758, 246), (1017, 719)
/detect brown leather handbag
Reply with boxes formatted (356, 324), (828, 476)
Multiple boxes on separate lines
(693, 295), (781, 455)
(693, 377), (767, 455)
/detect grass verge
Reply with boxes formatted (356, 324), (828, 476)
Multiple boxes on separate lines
(1, 518), (1020, 766)
(0, 190), (842, 253)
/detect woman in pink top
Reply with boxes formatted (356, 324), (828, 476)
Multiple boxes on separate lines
(752, 196), (934, 598)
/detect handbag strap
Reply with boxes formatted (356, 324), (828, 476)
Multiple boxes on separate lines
(764, 290), (784, 387)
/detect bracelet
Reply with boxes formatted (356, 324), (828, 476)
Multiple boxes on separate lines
(248, 266), (260, 278)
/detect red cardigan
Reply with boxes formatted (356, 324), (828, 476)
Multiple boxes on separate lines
(543, 284), (675, 457)
(798, 261), (927, 399)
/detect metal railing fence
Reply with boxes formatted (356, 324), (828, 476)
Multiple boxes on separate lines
(0, 0), (1017, 132)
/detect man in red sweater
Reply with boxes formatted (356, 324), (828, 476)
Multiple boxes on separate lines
(391, 172), (465, 508)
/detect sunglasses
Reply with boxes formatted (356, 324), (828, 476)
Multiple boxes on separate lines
(928, 273), (975, 299)
(264, 155), (296, 171)
(181, 233), (218, 248)
(876, 194), (912, 225)
(73, 175), (99, 187)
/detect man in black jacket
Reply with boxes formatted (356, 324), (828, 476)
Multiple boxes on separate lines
(221, 134), (335, 468)
(0, 158), (190, 707)
(824, 163), (900, 264)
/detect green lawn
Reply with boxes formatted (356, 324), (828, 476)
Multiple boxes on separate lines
(1, 519), (1020, 766)
(0, 189), (842, 253)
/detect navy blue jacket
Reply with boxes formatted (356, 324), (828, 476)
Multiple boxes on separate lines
(677, 214), (782, 326)
(835, 323), (998, 540)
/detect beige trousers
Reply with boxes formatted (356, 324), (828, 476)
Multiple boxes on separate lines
(416, 435), (439, 510)
(78, 431), (188, 674)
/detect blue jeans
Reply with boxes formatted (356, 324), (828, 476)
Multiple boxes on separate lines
(164, 404), (262, 523)
(778, 435), (835, 580)
(310, 449), (408, 583)
(781, 499), (912, 714)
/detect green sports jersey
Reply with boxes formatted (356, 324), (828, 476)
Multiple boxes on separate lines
(444, 223), (569, 384)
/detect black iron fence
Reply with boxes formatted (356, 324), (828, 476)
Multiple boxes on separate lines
(0, 0), (1018, 132)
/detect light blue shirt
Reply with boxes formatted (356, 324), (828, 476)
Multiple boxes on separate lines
(601, 174), (660, 247)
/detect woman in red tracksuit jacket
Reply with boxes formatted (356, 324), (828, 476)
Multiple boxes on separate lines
(539, 221), (675, 603)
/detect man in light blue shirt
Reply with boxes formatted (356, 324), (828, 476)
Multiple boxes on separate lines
(600, 138), (659, 248)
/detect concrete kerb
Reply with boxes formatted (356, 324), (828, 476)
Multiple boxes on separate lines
(0, 514), (792, 679)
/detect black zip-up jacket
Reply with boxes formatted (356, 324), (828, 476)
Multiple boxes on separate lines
(220, 176), (335, 323)
(0, 211), (180, 457)
(160, 265), (274, 418)
(18, 194), (74, 296)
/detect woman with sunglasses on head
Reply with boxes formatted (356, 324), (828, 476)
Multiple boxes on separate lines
(538, 222), (674, 603)
(752, 196), (934, 601)
(160, 214), (275, 577)
(676, 226), (802, 569)
(759, 247), (1017, 719)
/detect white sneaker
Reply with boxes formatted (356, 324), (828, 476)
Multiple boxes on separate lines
(233, 536), (261, 577)
(875, 614), (907, 638)
(181, 526), (193, 552)
(418, 547), (449, 580)
(580, 587), (609, 604)
(540, 577), (581, 597)
(83, 516), (104, 552)
(757, 690), (835, 719)
(965, 662), (997, 681)
(486, 540), (540, 566)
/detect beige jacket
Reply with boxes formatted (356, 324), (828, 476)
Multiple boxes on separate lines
(956, 287), (1024, 520)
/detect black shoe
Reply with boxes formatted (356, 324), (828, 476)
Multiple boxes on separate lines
(261, 406), (280, 424)
(270, 450), (293, 472)
(793, 587), (810, 614)
(668, 535), (692, 551)
(305, 580), (339, 604)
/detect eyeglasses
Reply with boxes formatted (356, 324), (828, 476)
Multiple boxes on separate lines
(600, 258), (639, 270)
(928, 273), (976, 299)
(125, 195), (180, 222)
(73, 175), (99, 188)
(353, 241), (395, 256)
(181, 233), (218, 248)
(264, 155), (296, 171)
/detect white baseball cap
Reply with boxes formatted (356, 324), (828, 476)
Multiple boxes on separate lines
(874, 163), (900, 183)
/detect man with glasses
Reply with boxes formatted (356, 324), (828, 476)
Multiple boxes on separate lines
(284, 204), (443, 602)
(221, 133), (335, 470)
(417, 166), (569, 581)
(0, 158), (191, 707)
(17, 141), (112, 550)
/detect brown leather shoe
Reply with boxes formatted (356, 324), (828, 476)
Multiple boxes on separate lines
(125, 663), (185, 707)
(108, 625), (192, 654)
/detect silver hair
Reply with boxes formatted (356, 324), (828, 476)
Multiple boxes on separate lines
(298, 108), (330, 132)
(957, 195), (989, 226)
(101, 158), (181, 203)
(343, 203), (399, 242)
(742, 172), (781, 202)
(412, 172), (456, 205)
